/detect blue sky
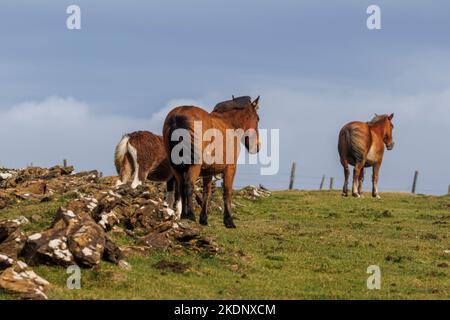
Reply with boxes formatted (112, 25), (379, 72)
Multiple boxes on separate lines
(1, 0), (449, 194)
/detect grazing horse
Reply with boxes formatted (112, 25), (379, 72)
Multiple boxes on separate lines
(163, 96), (261, 228)
(338, 114), (395, 198)
(114, 131), (180, 213)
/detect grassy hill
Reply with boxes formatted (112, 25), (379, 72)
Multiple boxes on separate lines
(1, 190), (449, 300)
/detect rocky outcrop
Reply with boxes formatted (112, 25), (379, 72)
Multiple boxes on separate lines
(0, 260), (50, 300)
(237, 185), (272, 200)
(0, 165), (267, 299)
(21, 207), (122, 268)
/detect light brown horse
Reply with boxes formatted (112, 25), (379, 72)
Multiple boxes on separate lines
(338, 114), (395, 198)
(163, 96), (261, 228)
(114, 131), (180, 213)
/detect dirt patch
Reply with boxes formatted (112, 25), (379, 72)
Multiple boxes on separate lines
(153, 260), (191, 274)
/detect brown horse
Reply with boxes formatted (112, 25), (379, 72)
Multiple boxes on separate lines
(338, 114), (395, 198)
(163, 96), (261, 228)
(114, 131), (180, 213)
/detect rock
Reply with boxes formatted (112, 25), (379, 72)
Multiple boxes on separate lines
(137, 231), (171, 249)
(0, 172), (13, 181)
(0, 253), (15, 270)
(120, 245), (151, 257)
(103, 237), (123, 264)
(21, 206), (121, 268)
(0, 229), (27, 269)
(19, 181), (47, 195)
(173, 223), (201, 242)
(118, 260), (132, 271)
(237, 185), (271, 200)
(0, 261), (50, 300)
(67, 221), (106, 267)
(0, 218), (27, 242)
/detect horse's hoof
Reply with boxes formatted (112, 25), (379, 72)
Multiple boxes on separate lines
(181, 213), (196, 221)
(341, 192), (348, 197)
(352, 193), (361, 198)
(199, 217), (208, 226)
(224, 220), (236, 229)
(373, 194), (381, 199)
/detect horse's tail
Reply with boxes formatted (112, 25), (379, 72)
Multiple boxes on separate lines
(339, 125), (365, 163)
(114, 134), (130, 175)
(165, 114), (194, 173)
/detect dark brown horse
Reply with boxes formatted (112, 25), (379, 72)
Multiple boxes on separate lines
(338, 114), (395, 198)
(114, 131), (180, 213)
(163, 96), (261, 228)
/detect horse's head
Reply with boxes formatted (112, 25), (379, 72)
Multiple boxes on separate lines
(383, 113), (395, 150)
(213, 95), (262, 154)
(242, 96), (261, 154)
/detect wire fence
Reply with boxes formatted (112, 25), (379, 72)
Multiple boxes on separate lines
(232, 169), (449, 195)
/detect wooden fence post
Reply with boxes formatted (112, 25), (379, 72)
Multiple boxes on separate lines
(319, 175), (325, 190)
(289, 162), (296, 190)
(411, 170), (419, 194)
(447, 184), (450, 195)
(63, 159), (68, 168)
(329, 177), (334, 190)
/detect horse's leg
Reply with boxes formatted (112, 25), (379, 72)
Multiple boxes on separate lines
(199, 176), (213, 226)
(138, 163), (152, 186)
(174, 178), (182, 219)
(223, 167), (237, 228)
(166, 177), (175, 208)
(372, 163), (381, 199)
(129, 145), (142, 189)
(358, 168), (365, 196)
(116, 154), (132, 187)
(352, 162), (364, 198)
(182, 166), (201, 221)
(341, 160), (350, 197)
(173, 172), (185, 220)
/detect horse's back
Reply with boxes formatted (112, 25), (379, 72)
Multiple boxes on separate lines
(338, 121), (371, 165)
(166, 105), (210, 121)
(128, 131), (172, 181)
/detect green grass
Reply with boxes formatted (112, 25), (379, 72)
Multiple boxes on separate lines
(1, 190), (449, 300)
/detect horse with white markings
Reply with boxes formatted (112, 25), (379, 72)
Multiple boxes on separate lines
(338, 114), (395, 198)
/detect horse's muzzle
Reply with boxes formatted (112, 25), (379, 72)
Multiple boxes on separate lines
(245, 137), (260, 154)
(386, 142), (395, 150)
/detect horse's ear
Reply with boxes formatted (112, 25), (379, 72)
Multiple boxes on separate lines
(388, 113), (394, 120)
(252, 96), (260, 109)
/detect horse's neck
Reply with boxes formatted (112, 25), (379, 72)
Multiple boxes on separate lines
(212, 110), (247, 130)
(369, 122), (386, 141)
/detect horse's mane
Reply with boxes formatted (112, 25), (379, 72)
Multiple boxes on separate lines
(212, 96), (252, 113)
(368, 114), (389, 125)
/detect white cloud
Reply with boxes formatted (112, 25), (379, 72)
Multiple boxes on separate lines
(0, 96), (202, 174)
(0, 86), (448, 195)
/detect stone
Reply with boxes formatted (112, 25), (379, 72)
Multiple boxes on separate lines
(67, 221), (106, 267)
(237, 185), (271, 200)
(0, 172), (13, 181)
(0, 261), (50, 300)
(21, 206), (120, 268)
(0, 229), (27, 269)
(102, 237), (123, 264)
(137, 231), (171, 249)
(118, 260), (132, 271)
(0, 218), (26, 242)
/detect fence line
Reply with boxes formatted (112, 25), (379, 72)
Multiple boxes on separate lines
(234, 163), (447, 195)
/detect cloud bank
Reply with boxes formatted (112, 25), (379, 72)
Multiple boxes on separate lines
(1, 80), (449, 195)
